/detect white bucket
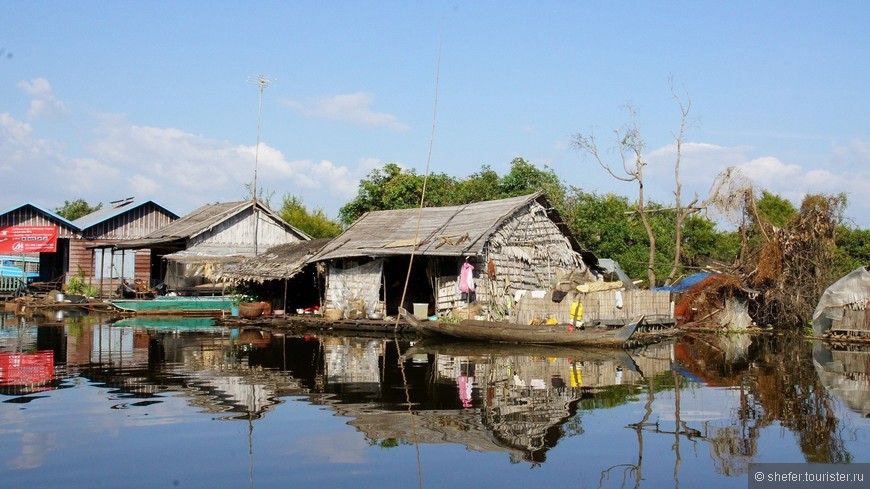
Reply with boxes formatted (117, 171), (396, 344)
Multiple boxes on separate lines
(413, 303), (428, 320)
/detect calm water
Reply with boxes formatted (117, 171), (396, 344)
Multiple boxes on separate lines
(0, 312), (868, 488)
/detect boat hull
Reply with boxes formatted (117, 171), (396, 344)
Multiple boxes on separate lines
(400, 308), (642, 346)
(110, 296), (235, 316)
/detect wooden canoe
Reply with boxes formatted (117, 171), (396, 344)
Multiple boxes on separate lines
(399, 308), (643, 346)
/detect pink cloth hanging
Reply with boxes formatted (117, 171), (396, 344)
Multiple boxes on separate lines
(459, 262), (475, 293)
(458, 375), (473, 408)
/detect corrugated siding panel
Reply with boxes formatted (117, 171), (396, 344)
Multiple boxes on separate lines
(0, 207), (79, 238)
(81, 204), (176, 240)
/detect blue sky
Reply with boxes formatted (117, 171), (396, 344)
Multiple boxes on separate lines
(2, 1), (868, 229)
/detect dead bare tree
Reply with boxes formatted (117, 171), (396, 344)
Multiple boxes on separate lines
(573, 106), (658, 287)
(663, 83), (695, 285)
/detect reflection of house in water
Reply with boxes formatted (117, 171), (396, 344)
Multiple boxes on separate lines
(333, 342), (674, 464)
(322, 336), (384, 385)
(58, 322), (310, 419)
(813, 342), (870, 417)
(0, 318), (56, 395)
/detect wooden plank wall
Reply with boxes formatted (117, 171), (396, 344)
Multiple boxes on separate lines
(434, 275), (491, 313)
(832, 304), (870, 335)
(80, 204), (176, 240)
(513, 289), (673, 325)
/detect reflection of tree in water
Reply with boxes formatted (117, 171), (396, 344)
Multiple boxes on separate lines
(747, 334), (851, 464)
(676, 333), (851, 469)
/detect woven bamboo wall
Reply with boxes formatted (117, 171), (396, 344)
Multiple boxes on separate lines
(485, 202), (580, 302)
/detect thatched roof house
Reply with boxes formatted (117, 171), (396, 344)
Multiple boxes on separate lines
(315, 192), (588, 262)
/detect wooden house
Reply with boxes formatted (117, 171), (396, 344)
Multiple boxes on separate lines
(76, 197), (179, 296)
(0, 198), (178, 297)
(0, 202), (79, 295)
(114, 200), (310, 295)
(309, 192), (672, 323)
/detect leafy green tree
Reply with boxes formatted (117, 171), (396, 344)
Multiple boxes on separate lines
(278, 195), (342, 238)
(755, 191), (797, 228)
(453, 165), (502, 203)
(338, 159), (569, 226)
(681, 214), (740, 269)
(498, 158), (566, 205)
(338, 163), (431, 225)
(834, 225), (870, 274)
(562, 189), (678, 284)
(56, 199), (102, 220)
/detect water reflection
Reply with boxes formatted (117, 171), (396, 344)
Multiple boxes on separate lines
(374, 341), (674, 464)
(674, 333), (858, 467)
(813, 341), (870, 417)
(1, 313), (868, 485)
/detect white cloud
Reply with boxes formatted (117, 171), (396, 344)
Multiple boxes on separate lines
(17, 78), (68, 120)
(0, 103), (363, 219)
(641, 139), (870, 228)
(281, 92), (410, 131)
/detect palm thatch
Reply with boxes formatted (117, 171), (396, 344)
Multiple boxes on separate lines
(211, 238), (331, 283)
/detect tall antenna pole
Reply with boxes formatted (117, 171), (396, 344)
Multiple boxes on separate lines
(252, 75), (270, 204)
(251, 74), (270, 256)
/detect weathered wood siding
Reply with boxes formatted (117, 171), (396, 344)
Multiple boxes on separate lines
(831, 302), (870, 335)
(188, 208), (301, 252)
(74, 204), (175, 296)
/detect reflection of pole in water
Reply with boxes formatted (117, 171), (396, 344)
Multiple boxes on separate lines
(673, 371), (682, 487)
(248, 383), (254, 489)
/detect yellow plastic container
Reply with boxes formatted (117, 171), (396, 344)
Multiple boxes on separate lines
(570, 301), (583, 321)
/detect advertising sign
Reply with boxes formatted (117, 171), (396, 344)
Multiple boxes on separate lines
(0, 226), (58, 253)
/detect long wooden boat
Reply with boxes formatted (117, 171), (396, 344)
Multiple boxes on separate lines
(109, 295), (235, 316)
(399, 308), (643, 346)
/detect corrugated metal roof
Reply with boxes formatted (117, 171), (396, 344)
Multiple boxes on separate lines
(313, 192), (582, 260)
(73, 197), (179, 229)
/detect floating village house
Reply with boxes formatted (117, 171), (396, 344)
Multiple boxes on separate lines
(308, 192), (673, 324)
(0, 198), (178, 297)
(112, 200), (310, 295)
